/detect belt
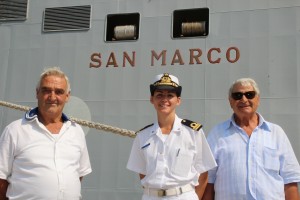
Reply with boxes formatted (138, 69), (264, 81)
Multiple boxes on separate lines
(144, 184), (194, 197)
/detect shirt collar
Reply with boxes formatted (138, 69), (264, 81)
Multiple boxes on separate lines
(150, 114), (182, 136)
(172, 115), (183, 132)
(25, 107), (69, 122)
(227, 113), (271, 132)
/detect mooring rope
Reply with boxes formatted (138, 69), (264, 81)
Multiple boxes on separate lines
(0, 100), (136, 138)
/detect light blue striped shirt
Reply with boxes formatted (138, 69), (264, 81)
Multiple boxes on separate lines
(207, 113), (300, 200)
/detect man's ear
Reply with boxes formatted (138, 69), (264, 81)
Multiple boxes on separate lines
(65, 91), (71, 102)
(228, 97), (234, 109)
(36, 88), (39, 99)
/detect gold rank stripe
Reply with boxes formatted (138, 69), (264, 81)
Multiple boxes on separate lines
(181, 119), (202, 131)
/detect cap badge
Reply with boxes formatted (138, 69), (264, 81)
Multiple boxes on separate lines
(153, 73), (178, 87)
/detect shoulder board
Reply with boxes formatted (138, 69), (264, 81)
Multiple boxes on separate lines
(181, 119), (202, 131)
(135, 123), (154, 134)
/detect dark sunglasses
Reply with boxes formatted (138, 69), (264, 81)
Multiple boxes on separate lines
(231, 91), (256, 100)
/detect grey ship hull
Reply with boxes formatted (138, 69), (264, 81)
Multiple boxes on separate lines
(0, 0), (300, 199)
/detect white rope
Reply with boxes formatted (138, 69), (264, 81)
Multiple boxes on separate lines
(0, 100), (136, 138)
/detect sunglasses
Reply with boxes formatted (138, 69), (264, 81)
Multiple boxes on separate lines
(231, 91), (256, 100)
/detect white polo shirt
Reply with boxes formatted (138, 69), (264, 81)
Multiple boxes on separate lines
(0, 108), (92, 200)
(127, 115), (217, 189)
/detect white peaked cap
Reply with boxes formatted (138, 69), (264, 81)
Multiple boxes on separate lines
(152, 73), (180, 86)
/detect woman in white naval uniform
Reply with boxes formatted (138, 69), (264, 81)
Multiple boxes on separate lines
(127, 73), (217, 200)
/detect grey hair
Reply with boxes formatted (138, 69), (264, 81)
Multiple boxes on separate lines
(36, 66), (71, 93)
(228, 78), (260, 97)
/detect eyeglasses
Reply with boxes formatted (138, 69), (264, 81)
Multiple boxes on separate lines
(231, 91), (256, 100)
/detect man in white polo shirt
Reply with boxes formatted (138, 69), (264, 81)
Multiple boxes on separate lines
(0, 67), (92, 200)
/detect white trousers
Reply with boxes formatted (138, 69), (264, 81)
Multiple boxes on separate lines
(142, 190), (198, 200)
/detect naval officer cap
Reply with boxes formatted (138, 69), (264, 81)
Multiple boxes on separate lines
(150, 73), (182, 96)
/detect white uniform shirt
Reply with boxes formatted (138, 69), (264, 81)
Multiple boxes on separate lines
(127, 115), (217, 189)
(0, 108), (92, 200)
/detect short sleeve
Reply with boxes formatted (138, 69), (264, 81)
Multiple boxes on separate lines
(78, 126), (92, 177)
(127, 136), (146, 175)
(0, 126), (15, 179)
(194, 129), (217, 174)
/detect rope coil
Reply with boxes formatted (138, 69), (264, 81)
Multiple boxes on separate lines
(114, 25), (136, 40)
(0, 100), (136, 138)
(181, 22), (206, 36)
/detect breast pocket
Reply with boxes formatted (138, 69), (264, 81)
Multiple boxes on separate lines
(172, 149), (194, 177)
(263, 146), (280, 172)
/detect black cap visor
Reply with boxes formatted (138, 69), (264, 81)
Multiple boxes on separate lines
(150, 85), (182, 96)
